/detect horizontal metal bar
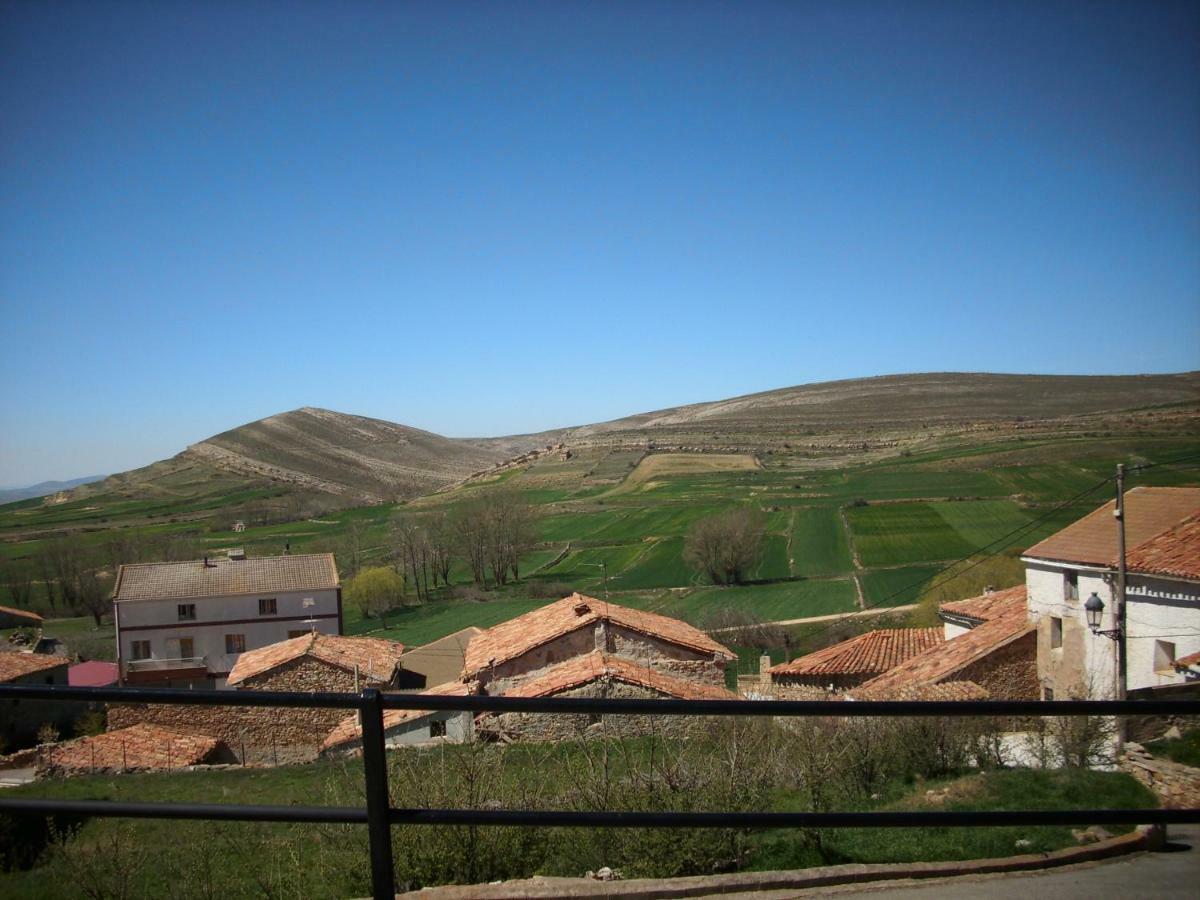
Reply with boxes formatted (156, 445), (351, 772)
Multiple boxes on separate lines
(2, 683), (1197, 718)
(1, 797), (1194, 829)
(388, 807), (1200, 829)
(0, 798), (366, 824)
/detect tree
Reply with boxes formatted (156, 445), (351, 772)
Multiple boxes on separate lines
(448, 490), (537, 589)
(683, 507), (766, 586)
(74, 566), (112, 627)
(346, 566), (407, 621)
(0, 562), (35, 609)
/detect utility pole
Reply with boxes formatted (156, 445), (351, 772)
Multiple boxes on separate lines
(1114, 463), (1128, 754)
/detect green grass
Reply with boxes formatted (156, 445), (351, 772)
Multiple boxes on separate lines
(612, 538), (697, 590)
(1144, 728), (1200, 767)
(789, 506), (854, 576)
(847, 503), (977, 567)
(751, 768), (1158, 870)
(666, 579), (858, 624)
(351, 596), (548, 646)
(860, 564), (945, 607)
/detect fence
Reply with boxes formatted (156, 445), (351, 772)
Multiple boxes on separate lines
(1, 683), (1199, 899)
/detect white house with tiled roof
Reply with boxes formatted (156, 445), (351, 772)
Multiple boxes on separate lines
(112, 552), (341, 688)
(1021, 487), (1200, 699)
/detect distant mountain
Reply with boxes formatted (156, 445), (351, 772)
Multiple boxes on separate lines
(0, 474), (106, 504)
(50, 372), (1200, 507)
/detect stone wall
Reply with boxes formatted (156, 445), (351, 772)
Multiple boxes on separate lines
(1121, 743), (1200, 809)
(955, 632), (1038, 700)
(107, 656), (378, 764)
(485, 680), (706, 743)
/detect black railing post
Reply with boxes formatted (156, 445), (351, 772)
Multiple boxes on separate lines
(360, 688), (395, 900)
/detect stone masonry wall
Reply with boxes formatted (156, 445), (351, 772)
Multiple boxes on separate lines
(108, 657), (379, 764)
(1122, 743), (1200, 809)
(487, 680), (707, 743)
(954, 632), (1038, 701)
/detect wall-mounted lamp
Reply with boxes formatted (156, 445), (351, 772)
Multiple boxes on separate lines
(1084, 592), (1121, 640)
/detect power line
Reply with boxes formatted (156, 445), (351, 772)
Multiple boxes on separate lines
(784, 472), (1118, 648)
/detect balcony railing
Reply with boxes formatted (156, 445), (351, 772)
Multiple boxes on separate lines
(124, 656), (207, 673)
(0, 683), (1197, 900)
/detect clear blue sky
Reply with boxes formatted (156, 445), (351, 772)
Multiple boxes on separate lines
(2, 1), (1198, 486)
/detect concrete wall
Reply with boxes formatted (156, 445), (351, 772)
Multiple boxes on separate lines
(384, 711), (473, 747)
(116, 587), (340, 682)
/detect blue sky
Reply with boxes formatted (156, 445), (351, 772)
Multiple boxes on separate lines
(2, 1), (1198, 485)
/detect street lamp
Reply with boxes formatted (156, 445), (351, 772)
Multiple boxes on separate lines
(1084, 592), (1121, 640)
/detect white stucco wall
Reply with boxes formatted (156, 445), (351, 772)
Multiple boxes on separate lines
(1124, 574), (1200, 692)
(1024, 559), (1199, 697)
(1024, 560), (1117, 699)
(116, 587), (340, 681)
(383, 710), (473, 747)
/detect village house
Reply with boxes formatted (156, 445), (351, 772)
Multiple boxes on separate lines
(461, 593), (735, 695)
(111, 551), (341, 688)
(321, 681), (474, 756)
(1022, 487), (1200, 700)
(766, 628), (943, 694)
(1, 651), (78, 748)
(851, 585), (1037, 700)
(0, 604), (43, 631)
(109, 631), (404, 764)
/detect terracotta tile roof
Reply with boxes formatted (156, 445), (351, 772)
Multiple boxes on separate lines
(112, 553), (339, 601)
(322, 681), (471, 752)
(1023, 487), (1200, 568)
(1173, 650), (1200, 670)
(68, 660), (119, 687)
(502, 651), (739, 701)
(39, 723), (219, 773)
(768, 629), (943, 679)
(939, 584), (1029, 624)
(0, 604), (43, 623)
(860, 590), (1032, 692)
(849, 680), (990, 702)
(0, 652), (70, 683)
(1124, 512), (1200, 581)
(463, 594), (734, 678)
(227, 633), (404, 686)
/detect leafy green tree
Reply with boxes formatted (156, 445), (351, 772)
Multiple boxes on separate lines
(346, 566), (408, 621)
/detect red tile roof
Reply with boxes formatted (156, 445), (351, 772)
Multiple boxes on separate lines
(0, 652), (70, 683)
(68, 660), (119, 687)
(860, 588), (1031, 692)
(849, 680), (990, 702)
(463, 594), (734, 678)
(39, 723), (219, 773)
(322, 681), (471, 752)
(1023, 487), (1200, 568)
(939, 584), (1029, 624)
(502, 651), (738, 701)
(1173, 650), (1200, 670)
(113, 552), (339, 601)
(1124, 512), (1200, 581)
(768, 629), (943, 679)
(227, 633), (404, 686)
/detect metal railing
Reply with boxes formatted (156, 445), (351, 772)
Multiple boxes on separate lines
(1, 683), (1197, 899)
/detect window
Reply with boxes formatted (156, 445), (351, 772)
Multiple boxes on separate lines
(130, 640), (151, 660)
(1043, 686), (1055, 701)
(430, 719), (447, 738)
(258, 597), (277, 615)
(1064, 571), (1079, 602)
(178, 603), (196, 621)
(1154, 641), (1176, 674)
(225, 634), (246, 654)
(1050, 617), (1063, 650)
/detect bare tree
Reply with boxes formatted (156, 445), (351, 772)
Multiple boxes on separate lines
(428, 512), (454, 588)
(1, 562), (35, 609)
(451, 499), (489, 587)
(683, 507), (767, 585)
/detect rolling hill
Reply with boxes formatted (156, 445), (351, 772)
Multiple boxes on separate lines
(18, 371), (1200, 516)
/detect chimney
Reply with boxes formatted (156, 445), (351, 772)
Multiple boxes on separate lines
(574, 601), (590, 617)
(759, 655), (772, 684)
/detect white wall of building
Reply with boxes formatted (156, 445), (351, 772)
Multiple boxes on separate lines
(1124, 575), (1200, 692)
(116, 587), (340, 680)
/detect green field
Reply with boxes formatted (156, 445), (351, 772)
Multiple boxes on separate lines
(860, 564), (946, 606)
(790, 506), (854, 576)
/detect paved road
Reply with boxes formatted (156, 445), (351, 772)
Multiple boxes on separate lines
(755, 825), (1199, 899)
